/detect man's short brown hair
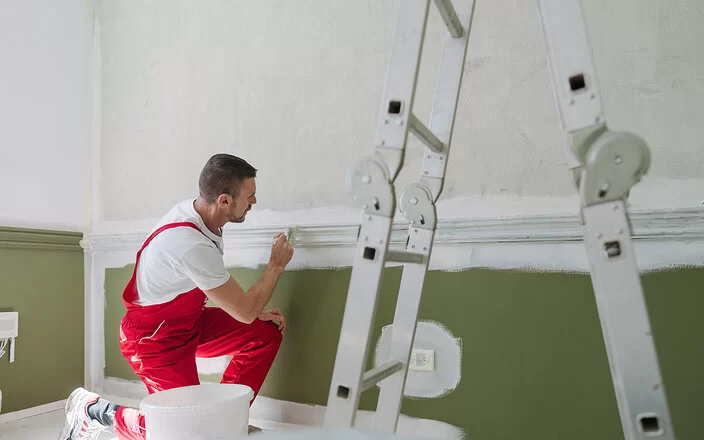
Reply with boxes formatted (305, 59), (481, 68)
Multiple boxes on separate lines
(199, 154), (257, 203)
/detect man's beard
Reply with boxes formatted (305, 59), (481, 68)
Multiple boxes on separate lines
(229, 206), (251, 223)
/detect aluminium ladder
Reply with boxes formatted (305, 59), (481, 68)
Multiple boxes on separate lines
(323, 1), (676, 439)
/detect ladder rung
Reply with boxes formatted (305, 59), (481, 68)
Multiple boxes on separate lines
(432, 0), (464, 38)
(386, 250), (427, 264)
(361, 360), (404, 392)
(408, 114), (444, 153)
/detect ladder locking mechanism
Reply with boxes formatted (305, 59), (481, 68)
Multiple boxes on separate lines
(347, 156), (396, 217)
(399, 183), (436, 230)
(572, 127), (651, 207)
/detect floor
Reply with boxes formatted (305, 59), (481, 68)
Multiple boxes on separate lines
(0, 408), (298, 440)
(0, 409), (113, 440)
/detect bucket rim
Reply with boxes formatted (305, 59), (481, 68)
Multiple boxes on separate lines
(140, 383), (254, 411)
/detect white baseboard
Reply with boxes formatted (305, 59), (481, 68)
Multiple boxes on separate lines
(0, 399), (66, 425)
(99, 377), (464, 439)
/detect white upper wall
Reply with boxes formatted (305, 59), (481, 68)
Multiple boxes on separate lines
(0, 0), (87, 231)
(95, 0), (704, 226)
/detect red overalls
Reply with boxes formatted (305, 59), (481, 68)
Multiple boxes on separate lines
(113, 222), (282, 440)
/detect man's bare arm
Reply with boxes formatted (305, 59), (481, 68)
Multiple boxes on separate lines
(204, 233), (293, 323)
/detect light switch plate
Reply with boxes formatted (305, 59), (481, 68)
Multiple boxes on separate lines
(409, 348), (435, 372)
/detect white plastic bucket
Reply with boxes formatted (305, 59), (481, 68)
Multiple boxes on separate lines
(140, 384), (253, 440)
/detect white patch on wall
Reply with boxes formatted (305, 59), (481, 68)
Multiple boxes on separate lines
(375, 321), (462, 399)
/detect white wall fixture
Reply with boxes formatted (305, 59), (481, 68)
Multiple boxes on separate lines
(0, 312), (19, 363)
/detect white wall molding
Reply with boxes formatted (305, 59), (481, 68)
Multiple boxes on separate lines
(82, 207), (704, 268)
(436, 208), (704, 243)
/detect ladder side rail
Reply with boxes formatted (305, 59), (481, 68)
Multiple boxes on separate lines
(373, 225), (435, 433)
(537, 1), (675, 439)
(323, 215), (394, 428)
(375, 0), (433, 181)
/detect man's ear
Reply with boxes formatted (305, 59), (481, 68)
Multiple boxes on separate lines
(216, 193), (231, 206)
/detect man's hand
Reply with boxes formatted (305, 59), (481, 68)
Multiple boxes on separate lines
(257, 308), (287, 335)
(270, 233), (293, 270)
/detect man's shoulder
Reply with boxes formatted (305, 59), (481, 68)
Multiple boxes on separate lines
(157, 199), (199, 225)
(141, 228), (216, 269)
(144, 199), (220, 256)
(150, 200), (209, 235)
(151, 225), (212, 248)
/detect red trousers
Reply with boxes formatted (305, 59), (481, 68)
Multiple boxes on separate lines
(115, 304), (282, 440)
(113, 222), (282, 440)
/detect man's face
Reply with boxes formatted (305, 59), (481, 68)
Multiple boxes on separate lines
(227, 177), (257, 223)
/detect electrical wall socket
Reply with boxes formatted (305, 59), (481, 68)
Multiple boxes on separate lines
(409, 348), (435, 372)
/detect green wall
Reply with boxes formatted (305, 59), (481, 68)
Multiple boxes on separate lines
(0, 227), (84, 413)
(105, 265), (704, 440)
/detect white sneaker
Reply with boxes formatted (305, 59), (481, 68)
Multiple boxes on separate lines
(58, 388), (110, 440)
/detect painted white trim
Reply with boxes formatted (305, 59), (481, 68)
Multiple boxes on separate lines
(0, 400), (66, 425)
(98, 378), (464, 439)
(81, 208), (704, 273)
(84, 208), (704, 253)
(84, 0), (101, 392)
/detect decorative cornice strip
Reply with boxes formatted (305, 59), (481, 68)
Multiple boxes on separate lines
(0, 227), (83, 252)
(82, 208), (704, 253)
(436, 208), (704, 244)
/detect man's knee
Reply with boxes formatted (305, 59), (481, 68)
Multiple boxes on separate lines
(258, 320), (283, 349)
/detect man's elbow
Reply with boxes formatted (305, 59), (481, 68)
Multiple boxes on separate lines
(230, 306), (257, 324)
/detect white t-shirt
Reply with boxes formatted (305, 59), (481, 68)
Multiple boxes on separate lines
(135, 199), (231, 306)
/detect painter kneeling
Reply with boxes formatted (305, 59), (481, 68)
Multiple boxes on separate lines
(59, 154), (293, 440)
